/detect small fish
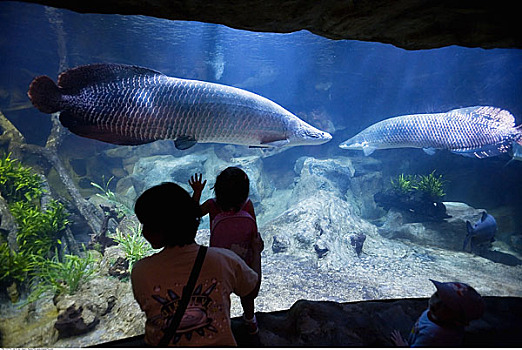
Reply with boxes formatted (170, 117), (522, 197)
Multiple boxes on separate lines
(463, 211), (497, 252)
(27, 63), (331, 150)
(339, 106), (522, 159)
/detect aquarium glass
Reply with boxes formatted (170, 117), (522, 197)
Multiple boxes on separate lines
(0, 1), (521, 347)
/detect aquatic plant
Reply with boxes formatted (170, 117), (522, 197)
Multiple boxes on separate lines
(10, 200), (69, 257)
(0, 153), (71, 292)
(91, 175), (133, 216)
(91, 175), (117, 202)
(26, 250), (99, 304)
(0, 243), (33, 284)
(414, 171), (446, 200)
(110, 224), (155, 270)
(0, 152), (44, 203)
(390, 171), (446, 200)
(390, 174), (415, 194)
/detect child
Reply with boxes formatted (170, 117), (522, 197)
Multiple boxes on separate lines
(131, 182), (258, 346)
(189, 167), (264, 335)
(391, 279), (485, 347)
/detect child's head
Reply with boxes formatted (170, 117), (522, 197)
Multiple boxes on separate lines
(214, 166), (250, 211)
(428, 279), (485, 326)
(134, 182), (201, 248)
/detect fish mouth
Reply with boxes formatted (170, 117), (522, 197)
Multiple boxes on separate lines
(316, 131), (333, 144)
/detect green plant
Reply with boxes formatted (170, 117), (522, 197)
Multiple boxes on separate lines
(0, 153), (44, 203)
(10, 200), (69, 257)
(91, 175), (133, 216)
(390, 174), (415, 194)
(110, 224), (155, 270)
(91, 175), (117, 202)
(414, 171), (446, 199)
(26, 250), (99, 304)
(390, 171), (446, 200)
(0, 243), (34, 284)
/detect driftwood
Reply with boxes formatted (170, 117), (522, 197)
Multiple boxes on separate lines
(0, 194), (18, 252)
(89, 204), (121, 254)
(0, 109), (104, 243)
(0, 109), (26, 160)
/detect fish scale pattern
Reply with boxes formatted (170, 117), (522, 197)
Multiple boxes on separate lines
(352, 106), (520, 157)
(59, 66), (313, 147)
(29, 64), (330, 148)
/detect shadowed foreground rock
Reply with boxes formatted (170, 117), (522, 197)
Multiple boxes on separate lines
(100, 296), (522, 347)
(18, 0), (522, 50)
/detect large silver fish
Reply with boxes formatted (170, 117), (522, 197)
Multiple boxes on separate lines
(339, 106), (522, 159)
(28, 63), (331, 149)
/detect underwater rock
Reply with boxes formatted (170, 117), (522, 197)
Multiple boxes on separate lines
(261, 188), (378, 269)
(251, 296), (522, 347)
(345, 170), (384, 219)
(69, 158), (87, 177)
(374, 189), (449, 222)
(55, 305), (99, 339)
(52, 275), (145, 347)
(313, 239), (329, 259)
(0, 295), (59, 347)
(350, 233), (366, 256)
(20, 0), (522, 50)
(0, 194), (18, 250)
(511, 234), (522, 254)
(292, 156), (355, 202)
(129, 153), (209, 196)
(378, 202), (496, 252)
(290, 155), (384, 222)
(6, 282), (19, 303)
(474, 248), (522, 267)
(104, 140), (180, 160)
(121, 148), (275, 223)
(195, 228), (210, 246)
(108, 257), (130, 279)
(271, 235), (289, 254)
(214, 144), (261, 162)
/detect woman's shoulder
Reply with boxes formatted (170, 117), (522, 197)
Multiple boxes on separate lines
(207, 246), (244, 259)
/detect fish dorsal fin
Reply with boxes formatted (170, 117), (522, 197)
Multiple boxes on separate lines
(450, 106), (515, 127)
(57, 63), (164, 93)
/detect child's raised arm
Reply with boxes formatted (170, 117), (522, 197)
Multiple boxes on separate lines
(189, 173), (210, 216)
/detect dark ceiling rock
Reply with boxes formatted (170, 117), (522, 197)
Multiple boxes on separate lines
(19, 0), (521, 50)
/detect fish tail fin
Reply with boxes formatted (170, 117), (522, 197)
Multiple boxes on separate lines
(463, 220), (473, 251)
(515, 124), (522, 146)
(27, 75), (63, 114)
(466, 220), (473, 234)
(462, 236), (470, 251)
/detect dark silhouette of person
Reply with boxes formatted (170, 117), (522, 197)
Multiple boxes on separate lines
(131, 182), (258, 346)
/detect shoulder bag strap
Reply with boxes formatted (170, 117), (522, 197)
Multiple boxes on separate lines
(158, 245), (208, 346)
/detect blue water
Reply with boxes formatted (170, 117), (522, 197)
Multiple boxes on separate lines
(2, 2), (522, 134)
(1, 0), (522, 210)
(1, 2), (522, 347)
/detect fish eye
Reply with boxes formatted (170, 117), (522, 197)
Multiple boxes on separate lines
(304, 130), (320, 138)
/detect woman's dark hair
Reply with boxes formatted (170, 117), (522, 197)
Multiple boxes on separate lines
(214, 167), (250, 212)
(134, 182), (201, 247)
